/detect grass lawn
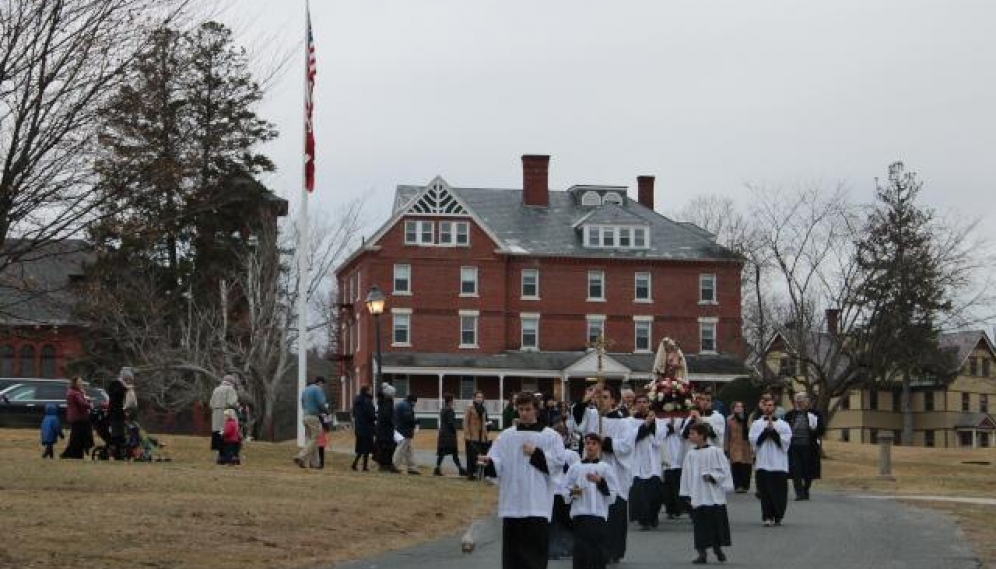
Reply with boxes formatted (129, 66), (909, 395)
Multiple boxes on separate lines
(0, 428), (495, 569)
(820, 440), (996, 568)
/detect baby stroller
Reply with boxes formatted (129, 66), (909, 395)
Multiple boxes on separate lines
(89, 407), (169, 462)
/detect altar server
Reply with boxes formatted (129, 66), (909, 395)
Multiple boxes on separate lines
(680, 422), (734, 564)
(565, 433), (619, 569)
(749, 396), (793, 527)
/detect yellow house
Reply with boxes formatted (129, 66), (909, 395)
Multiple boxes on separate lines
(765, 330), (996, 448)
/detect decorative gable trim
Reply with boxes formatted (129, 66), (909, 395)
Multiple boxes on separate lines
(408, 177), (468, 216)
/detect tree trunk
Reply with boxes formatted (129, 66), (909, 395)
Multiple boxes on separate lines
(260, 395), (275, 442)
(902, 371), (913, 445)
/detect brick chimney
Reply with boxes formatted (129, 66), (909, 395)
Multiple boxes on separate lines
(826, 308), (840, 336)
(637, 175), (655, 210)
(522, 154), (550, 207)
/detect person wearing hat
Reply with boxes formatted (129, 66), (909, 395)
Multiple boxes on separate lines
(210, 375), (240, 463)
(295, 376), (328, 468)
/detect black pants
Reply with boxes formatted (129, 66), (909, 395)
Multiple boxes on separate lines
(629, 476), (664, 526)
(503, 517), (549, 569)
(663, 469), (684, 516)
(375, 440), (396, 468)
(572, 515), (608, 569)
(42, 443), (54, 458)
(61, 421), (93, 459)
(605, 497), (627, 562)
(549, 495), (574, 559)
(435, 448), (463, 470)
(731, 462), (753, 491)
(465, 440), (491, 477)
(755, 469), (788, 522)
(789, 444), (815, 496)
(691, 505), (731, 549)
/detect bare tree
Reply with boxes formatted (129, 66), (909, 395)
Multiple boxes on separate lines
(0, 0), (188, 287)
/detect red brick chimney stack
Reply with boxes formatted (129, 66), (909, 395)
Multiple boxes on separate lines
(522, 154), (550, 207)
(637, 175), (655, 210)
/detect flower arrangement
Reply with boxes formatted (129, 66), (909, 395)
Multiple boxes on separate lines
(646, 336), (697, 414)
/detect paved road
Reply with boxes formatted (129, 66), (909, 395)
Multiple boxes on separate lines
(333, 490), (980, 569)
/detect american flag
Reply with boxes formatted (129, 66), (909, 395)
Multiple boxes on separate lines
(304, 6), (316, 192)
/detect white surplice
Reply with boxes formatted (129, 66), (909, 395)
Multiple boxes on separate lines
(679, 444), (734, 507)
(487, 425), (566, 520)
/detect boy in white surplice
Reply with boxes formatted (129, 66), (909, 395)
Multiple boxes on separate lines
(680, 422), (734, 564)
(565, 433), (618, 569)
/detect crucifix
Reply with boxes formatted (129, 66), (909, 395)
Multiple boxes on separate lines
(586, 333), (612, 434)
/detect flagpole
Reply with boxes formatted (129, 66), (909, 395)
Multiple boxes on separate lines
(296, 0), (313, 447)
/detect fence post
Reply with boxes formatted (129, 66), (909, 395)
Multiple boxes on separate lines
(878, 432), (895, 479)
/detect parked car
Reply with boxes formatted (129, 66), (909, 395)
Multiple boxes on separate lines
(0, 378), (109, 428)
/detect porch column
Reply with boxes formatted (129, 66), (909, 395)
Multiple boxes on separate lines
(561, 373), (568, 402)
(499, 374), (505, 429)
(438, 373), (445, 409)
(974, 429), (979, 449)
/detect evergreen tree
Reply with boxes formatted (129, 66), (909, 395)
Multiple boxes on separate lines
(855, 162), (953, 445)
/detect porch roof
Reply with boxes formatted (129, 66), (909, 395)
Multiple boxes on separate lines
(381, 350), (749, 381)
(954, 412), (996, 430)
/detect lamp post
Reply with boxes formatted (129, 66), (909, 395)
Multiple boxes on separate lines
(365, 285), (386, 387)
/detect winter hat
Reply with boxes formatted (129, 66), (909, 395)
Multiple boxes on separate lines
(381, 383), (396, 398)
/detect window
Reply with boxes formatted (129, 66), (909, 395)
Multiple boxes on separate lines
(393, 264), (411, 295)
(460, 266), (478, 296)
(521, 314), (539, 350)
(699, 318), (717, 352)
(0, 345), (13, 376)
(699, 274), (717, 304)
(404, 220), (434, 245)
(19, 345), (35, 377)
(779, 357), (792, 377)
(985, 359), (992, 378)
(587, 270), (605, 301)
(40, 345), (56, 378)
(839, 392), (850, 410)
(460, 376), (477, 400)
(603, 228), (615, 247)
(439, 221), (470, 246)
(634, 272), (651, 302)
(634, 317), (652, 352)
(925, 430), (935, 447)
(521, 269), (539, 299)
(393, 377), (410, 398)
(586, 315), (606, 345)
(581, 191), (601, 206)
(962, 392), (971, 412)
(869, 389), (878, 410)
(969, 357), (978, 376)
(586, 226), (600, 247)
(603, 192), (623, 205)
(959, 431), (973, 447)
(391, 309), (411, 346)
(633, 227), (647, 248)
(460, 311), (479, 348)
(619, 227), (631, 247)
(982, 394), (989, 413)
(891, 390), (901, 412)
(583, 225), (650, 249)
(840, 428), (850, 442)
(924, 390), (935, 411)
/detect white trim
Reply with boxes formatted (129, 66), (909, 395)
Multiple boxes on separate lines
(587, 270), (606, 301)
(459, 309), (480, 316)
(391, 307), (413, 314)
(520, 312), (541, 319)
(391, 312), (411, 347)
(460, 266), (478, 297)
(632, 315), (654, 322)
(699, 273), (717, 303)
(634, 271), (652, 302)
(520, 314), (540, 351)
(698, 316), (719, 323)
(586, 314), (607, 321)
(521, 268), (540, 300)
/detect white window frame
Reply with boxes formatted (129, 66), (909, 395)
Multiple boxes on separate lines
(633, 316), (653, 353)
(581, 191), (602, 206)
(459, 310), (479, 349)
(404, 219), (435, 245)
(586, 226), (600, 247)
(587, 270), (605, 301)
(633, 227), (647, 248)
(699, 274), (717, 304)
(460, 266), (479, 297)
(520, 313), (540, 351)
(603, 192), (624, 205)
(438, 220), (470, 247)
(392, 308), (412, 347)
(634, 271), (652, 302)
(439, 221), (454, 245)
(586, 314), (606, 345)
(583, 224), (650, 250)
(393, 264), (411, 295)
(699, 317), (718, 353)
(521, 268), (540, 300)
(619, 227), (632, 247)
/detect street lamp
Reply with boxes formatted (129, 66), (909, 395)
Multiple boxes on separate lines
(365, 285), (386, 386)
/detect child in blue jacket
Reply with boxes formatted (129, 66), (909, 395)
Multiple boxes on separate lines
(40, 403), (63, 459)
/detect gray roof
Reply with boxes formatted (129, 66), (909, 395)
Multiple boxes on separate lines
(392, 184), (742, 262)
(0, 240), (92, 326)
(938, 330), (993, 368)
(382, 350), (748, 377)
(954, 412), (996, 430)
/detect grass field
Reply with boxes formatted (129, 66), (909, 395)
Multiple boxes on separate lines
(0, 428), (495, 569)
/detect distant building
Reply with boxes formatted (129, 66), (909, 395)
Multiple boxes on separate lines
(333, 155), (749, 422)
(765, 327), (996, 448)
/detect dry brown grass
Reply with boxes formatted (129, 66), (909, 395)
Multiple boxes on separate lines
(821, 441), (996, 568)
(0, 428), (495, 569)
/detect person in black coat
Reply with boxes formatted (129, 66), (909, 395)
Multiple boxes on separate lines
(783, 392), (825, 500)
(434, 394), (466, 476)
(351, 385), (377, 471)
(374, 383), (399, 472)
(106, 368), (132, 460)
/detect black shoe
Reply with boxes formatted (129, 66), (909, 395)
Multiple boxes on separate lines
(715, 549), (727, 563)
(458, 468), (468, 477)
(293, 457), (306, 469)
(692, 555), (708, 564)
(433, 467), (443, 476)
(407, 469), (421, 475)
(774, 518), (782, 526)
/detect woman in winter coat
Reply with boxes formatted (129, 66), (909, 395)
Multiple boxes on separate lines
(374, 383), (398, 472)
(61, 377), (93, 459)
(724, 401), (753, 493)
(351, 385), (377, 471)
(434, 394), (466, 476)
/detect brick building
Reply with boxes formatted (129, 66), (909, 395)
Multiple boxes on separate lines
(333, 155), (748, 422)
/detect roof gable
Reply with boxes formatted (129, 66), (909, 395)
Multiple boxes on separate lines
(406, 177), (468, 216)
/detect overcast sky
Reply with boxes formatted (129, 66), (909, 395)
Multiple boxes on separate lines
(219, 0), (996, 245)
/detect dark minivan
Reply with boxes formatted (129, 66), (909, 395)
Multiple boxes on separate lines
(0, 378), (109, 428)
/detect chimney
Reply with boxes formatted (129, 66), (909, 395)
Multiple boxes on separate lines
(522, 154), (550, 207)
(826, 308), (840, 336)
(637, 175), (655, 210)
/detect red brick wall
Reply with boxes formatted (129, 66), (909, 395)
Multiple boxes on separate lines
(0, 326), (85, 378)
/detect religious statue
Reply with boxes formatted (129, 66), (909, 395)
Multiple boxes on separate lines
(645, 337), (695, 415)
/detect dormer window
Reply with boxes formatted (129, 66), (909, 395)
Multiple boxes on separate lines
(581, 191), (601, 207)
(602, 192), (623, 205)
(583, 224), (650, 249)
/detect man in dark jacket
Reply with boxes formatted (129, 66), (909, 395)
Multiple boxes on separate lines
(351, 385), (377, 471)
(374, 384), (398, 472)
(783, 392), (825, 500)
(106, 367), (132, 460)
(392, 393), (419, 475)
